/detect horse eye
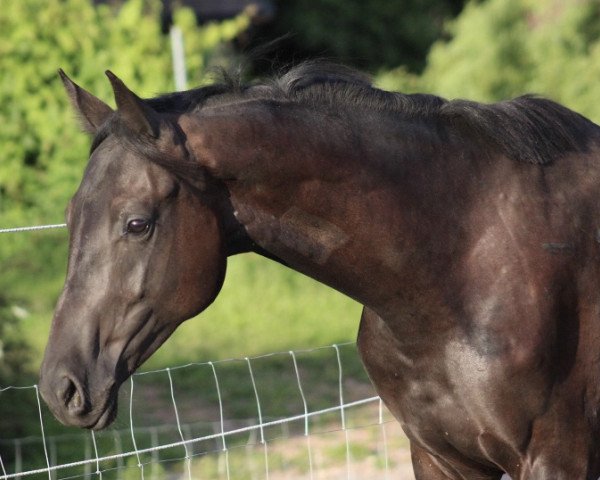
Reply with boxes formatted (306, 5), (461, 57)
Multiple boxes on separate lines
(126, 218), (151, 235)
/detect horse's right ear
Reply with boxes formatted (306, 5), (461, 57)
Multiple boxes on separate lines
(59, 69), (113, 134)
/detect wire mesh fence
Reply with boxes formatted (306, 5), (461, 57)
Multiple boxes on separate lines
(0, 344), (413, 480)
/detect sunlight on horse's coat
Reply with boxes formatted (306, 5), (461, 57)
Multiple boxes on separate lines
(39, 64), (600, 479)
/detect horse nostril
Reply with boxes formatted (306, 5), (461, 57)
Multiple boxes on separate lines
(72, 389), (82, 410)
(58, 376), (86, 415)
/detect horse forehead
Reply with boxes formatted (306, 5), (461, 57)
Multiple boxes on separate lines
(80, 139), (168, 200)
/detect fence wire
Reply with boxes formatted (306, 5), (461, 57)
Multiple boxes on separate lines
(0, 224), (66, 234)
(0, 344), (402, 480)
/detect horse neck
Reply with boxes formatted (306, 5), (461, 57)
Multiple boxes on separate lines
(180, 100), (453, 311)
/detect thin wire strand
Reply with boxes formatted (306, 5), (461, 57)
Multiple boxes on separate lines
(0, 224), (66, 234)
(333, 345), (351, 480)
(128, 377), (144, 480)
(245, 357), (269, 480)
(209, 361), (230, 480)
(34, 386), (52, 480)
(166, 368), (192, 480)
(209, 362), (227, 452)
(289, 351), (309, 437)
(245, 358), (265, 445)
(0, 385), (37, 393)
(90, 432), (102, 479)
(289, 350), (314, 480)
(0, 452), (7, 478)
(333, 345), (346, 430)
(134, 342), (355, 376)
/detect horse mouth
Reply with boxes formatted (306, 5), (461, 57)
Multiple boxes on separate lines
(87, 396), (119, 430)
(83, 382), (121, 430)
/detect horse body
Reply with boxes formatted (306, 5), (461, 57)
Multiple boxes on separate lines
(190, 101), (600, 478)
(39, 65), (600, 479)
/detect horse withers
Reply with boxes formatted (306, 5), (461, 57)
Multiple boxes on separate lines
(39, 64), (600, 479)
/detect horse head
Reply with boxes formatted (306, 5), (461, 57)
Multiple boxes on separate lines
(39, 72), (227, 429)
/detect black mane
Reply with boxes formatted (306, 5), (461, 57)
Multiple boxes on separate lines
(145, 62), (447, 118)
(102, 62), (600, 165)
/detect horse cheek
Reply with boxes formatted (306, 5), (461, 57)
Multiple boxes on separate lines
(172, 206), (226, 322)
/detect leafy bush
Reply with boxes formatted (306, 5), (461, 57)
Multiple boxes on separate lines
(378, 0), (600, 124)
(0, 0), (247, 224)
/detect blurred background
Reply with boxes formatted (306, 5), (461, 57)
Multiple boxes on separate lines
(2, 0), (600, 475)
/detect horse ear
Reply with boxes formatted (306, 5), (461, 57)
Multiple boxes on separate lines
(59, 69), (114, 134)
(105, 70), (160, 138)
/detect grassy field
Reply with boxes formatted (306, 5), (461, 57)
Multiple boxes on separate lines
(146, 253), (363, 368)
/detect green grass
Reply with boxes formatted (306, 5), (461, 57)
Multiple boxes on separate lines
(146, 253), (362, 367)
(3, 341), (375, 477)
(129, 342), (372, 424)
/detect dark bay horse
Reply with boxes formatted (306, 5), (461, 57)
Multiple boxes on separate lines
(39, 63), (600, 479)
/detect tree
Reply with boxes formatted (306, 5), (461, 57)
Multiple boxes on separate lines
(378, 0), (600, 124)
(246, 0), (465, 74)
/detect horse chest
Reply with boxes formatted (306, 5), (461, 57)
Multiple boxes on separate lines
(358, 307), (461, 422)
(357, 307), (533, 466)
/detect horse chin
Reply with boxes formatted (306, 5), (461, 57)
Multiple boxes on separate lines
(87, 395), (119, 431)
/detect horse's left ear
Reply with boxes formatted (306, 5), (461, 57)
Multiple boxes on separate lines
(105, 71), (160, 138)
(59, 69), (114, 134)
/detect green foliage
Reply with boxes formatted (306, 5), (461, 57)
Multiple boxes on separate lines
(0, 0), (247, 223)
(0, 302), (30, 383)
(423, 0), (532, 100)
(0, 300), (37, 462)
(378, 0), (600, 124)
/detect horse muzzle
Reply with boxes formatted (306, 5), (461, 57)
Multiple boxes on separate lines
(39, 366), (120, 430)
